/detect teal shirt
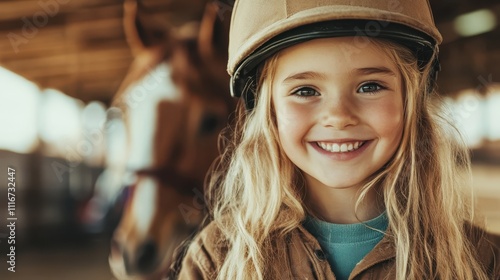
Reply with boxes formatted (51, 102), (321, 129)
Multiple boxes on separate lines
(303, 212), (388, 280)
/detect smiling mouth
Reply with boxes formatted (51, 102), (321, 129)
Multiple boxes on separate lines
(316, 141), (366, 153)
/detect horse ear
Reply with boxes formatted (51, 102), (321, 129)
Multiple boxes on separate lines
(123, 0), (171, 56)
(197, 2), (231, 60)
(123, 0), (145, 55)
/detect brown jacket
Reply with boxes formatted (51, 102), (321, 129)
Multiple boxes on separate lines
(177, 221), (500, 279)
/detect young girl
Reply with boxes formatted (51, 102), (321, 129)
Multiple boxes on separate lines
(176, 0), (500, 279)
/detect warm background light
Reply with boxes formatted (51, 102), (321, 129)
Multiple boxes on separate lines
(0, 67), (39, 153)
(454, 9), (497, 37)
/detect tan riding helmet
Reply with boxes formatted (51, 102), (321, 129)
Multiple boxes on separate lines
(227, 0), (443, 109)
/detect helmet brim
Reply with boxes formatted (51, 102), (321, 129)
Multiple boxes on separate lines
(230, 20), (440, 110)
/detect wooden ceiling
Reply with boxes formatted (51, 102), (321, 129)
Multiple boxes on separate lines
(0, 0), (498, 105)
(430, 0), (500, 95)
(0, 0), (131, 104)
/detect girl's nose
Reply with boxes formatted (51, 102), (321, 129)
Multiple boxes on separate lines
(319, 95), (359, 129)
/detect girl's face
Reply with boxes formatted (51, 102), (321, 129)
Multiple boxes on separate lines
(272, 37), (404, 192)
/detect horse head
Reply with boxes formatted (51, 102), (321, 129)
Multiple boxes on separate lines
(108, 1), (233, 279)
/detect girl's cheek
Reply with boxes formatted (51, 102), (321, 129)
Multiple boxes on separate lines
(275, 101), (310, 129)
(365, 100), (404, 137)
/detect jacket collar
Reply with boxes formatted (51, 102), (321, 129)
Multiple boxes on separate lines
(350, 230), (396, 278)
(297, 222), (396, 277)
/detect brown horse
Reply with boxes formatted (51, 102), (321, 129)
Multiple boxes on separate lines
(108, 1), (233, 279)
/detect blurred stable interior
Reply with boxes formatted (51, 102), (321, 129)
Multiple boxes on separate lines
(0, 0), (499, 279)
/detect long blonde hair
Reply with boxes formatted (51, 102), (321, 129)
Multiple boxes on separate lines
(206, 39), (489, 279)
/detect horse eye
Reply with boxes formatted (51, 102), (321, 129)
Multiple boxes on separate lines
(198, 112), (220, 135)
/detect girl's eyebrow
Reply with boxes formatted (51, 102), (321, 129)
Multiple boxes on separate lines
(281, 67), (396, 84)
(281, 71), (328, 84)
(354, 67), (397, 77)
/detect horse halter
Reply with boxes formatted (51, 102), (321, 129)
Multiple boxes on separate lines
(133, 168), (205, 196)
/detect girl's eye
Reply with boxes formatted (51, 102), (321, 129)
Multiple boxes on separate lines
(358, 83), (384, 94)
(292, 87), (319, 97)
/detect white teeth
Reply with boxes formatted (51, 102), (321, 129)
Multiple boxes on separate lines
(340, 143), (347, 152)
(317, 141), (365, 153)
(332, 143), (340, 152)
